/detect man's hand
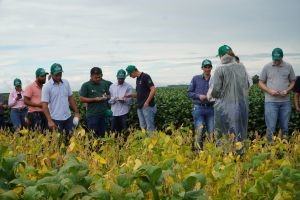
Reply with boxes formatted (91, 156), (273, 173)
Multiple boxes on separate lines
(268, 89), (280, 96)
(199, 95), (207, 101)
(143, 102), (149, 108)
(279, 90), (288, 97)
(48, 120), (57, 130)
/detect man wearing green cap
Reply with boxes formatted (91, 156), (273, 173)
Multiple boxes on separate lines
(126, 65), (156, 133)
(259, 48), (296, 141)
(42, 63), (80, 137)
(108, 69), (133, 135)
(79, 67), (112, 137)
(8, 78), (28, 131)
(188, 59), (214, 150)
(211, 45), (249, 145)
(24, 68), (49, 131)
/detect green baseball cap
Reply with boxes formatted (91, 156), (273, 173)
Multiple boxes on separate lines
(201, 59), (212, 67)
(126, 65), (137, 76)
(50, 63), (63, 75)
(35, 68), (49, 77)
(13, 78), (22, 87)
(217, 45), (232, 57)
(116, 69), (126, 79)
(272, 48), (283, 60)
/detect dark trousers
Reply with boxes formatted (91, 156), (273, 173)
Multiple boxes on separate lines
(0, 114), (4, 129)
(53, 116), (74, 136)
(87, 115), (106, 137)
(27, 111), (48, 132)
(111, 114), (128, 134)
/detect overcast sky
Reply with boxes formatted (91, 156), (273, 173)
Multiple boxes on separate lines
(0, 0), (299, 92)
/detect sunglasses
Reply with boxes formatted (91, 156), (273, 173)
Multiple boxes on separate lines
(203, 65), (212, 69)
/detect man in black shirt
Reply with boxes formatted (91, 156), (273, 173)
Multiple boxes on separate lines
(294, 76), (300, 112)
(126, 65), (156, 133)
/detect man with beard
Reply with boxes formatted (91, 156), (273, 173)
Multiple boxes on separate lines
(24, 68), (49, 131)
(80, 67), (112, 137)
(42, 63), (80, 137)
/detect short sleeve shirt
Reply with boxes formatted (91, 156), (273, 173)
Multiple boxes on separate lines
(136, 72), (155, 109)
(41, 79), (72, 120)
(294, 76), (300, 93)
(259, 61), (296, 102)
(24, 81), (43, 112)
(80, 79), (112, 117)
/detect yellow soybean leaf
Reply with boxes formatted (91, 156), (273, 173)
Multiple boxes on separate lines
(133, 159), (142, 170)
(68, 142), (76, 152)
(92, 152), (107, 164)
(19, 128), (29, 136)
(50, 152), (58, 160)
(235, 142), (243, 150)
(78, 128), (86, 137)
(176, 154), (186, 164)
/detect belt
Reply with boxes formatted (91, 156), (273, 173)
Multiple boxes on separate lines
(12, 107), (27, 111)
(195, 103), (214, 107)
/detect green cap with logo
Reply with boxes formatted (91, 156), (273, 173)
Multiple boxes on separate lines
(116, 69), (126, 79)
(51, 63), (63, 75)
(272, 48), (283, 60)
(201, 59), (212, 67)
(126, 65), (137, 76)
(217, 45), (232, 57)
(36, 68), (49, 77)
(13, 78), (22, 87)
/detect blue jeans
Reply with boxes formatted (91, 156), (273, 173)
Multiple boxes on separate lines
(137, 105), (157, 133)
(53, 116), (74, 136)
(10, 108), (27, 130)
(87, 115), (106, 137)
(192, 105), (214, 147)
(265, 101), (291, 141)
(111, 114), (128, 134)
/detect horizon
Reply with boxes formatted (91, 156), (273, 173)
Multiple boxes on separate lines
(1, 0), (300, 93)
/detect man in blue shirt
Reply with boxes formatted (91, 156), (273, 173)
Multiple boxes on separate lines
(188, 59), (214, 150)
(42, 63), (80, 137)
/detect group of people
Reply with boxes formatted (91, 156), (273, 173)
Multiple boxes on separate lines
(188, 45), (299, 149)
(0, 45), (299, 147)
(0, 63), (157, 140)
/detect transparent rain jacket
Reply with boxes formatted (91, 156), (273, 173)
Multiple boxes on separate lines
(211, 55), (249, 140)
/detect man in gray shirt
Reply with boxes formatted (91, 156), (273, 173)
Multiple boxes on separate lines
(259, 48), (296, 141)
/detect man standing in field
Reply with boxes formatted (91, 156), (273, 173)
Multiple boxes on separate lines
(188, 59), (214, 149)
(294, 76), (300, 112)
(42, 63), (80, 137)
(259, 48), (296, 141)
(211, 45), (249, 143)
(79, 67), (112, 137)
(24, 68), (49, 131)
(126, 65), (156, 134)
(108, 69), (133, 135)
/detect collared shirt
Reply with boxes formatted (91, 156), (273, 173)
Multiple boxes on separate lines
(80, 79), (112, 117)
(187, 74), (211, 105)
(108, 82), (133, 116)
(24, 81), (43, 113)
(8, 89), (26, 109)
(41, 78), (72, 120)
(259, 60), (296, 102)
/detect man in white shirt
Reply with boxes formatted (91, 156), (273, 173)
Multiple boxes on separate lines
(108, 69), (133, 135)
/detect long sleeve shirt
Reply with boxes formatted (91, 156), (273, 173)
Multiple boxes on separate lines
(108, 82), (133, 116)
(8, 89), (26, 109)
